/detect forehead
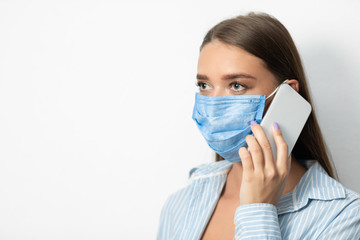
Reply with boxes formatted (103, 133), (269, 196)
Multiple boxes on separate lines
(197, 40), (267, 76)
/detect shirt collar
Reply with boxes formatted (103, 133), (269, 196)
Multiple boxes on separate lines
(188, 160), (233, 179)
(188, 159), (346, 214)
(276, 160), (346, 214)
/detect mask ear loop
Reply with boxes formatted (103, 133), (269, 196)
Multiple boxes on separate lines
(265, 79), (289, 100)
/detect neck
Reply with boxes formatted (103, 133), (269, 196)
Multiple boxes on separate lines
(221, 154), (307, 200)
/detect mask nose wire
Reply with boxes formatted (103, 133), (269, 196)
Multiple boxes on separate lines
(265, 79), (289, 100)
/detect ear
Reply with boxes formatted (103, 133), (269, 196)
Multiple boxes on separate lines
(286, 79), (299, 92)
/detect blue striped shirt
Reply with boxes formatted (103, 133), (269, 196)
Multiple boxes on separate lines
(157, 160), (360, 239)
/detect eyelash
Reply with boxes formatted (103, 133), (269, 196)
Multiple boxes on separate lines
(195, 81), (209, 90)
(230, 81), (246, 91)
(195, 81), (247, 92)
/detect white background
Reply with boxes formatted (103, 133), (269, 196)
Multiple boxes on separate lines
(1, 0), (360, 239)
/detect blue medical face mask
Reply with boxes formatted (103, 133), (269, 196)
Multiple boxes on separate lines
(192, 80), (288, 162)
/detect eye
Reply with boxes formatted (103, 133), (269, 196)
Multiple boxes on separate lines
(196, 81), (211, 91)
(230, 82), (246, 92)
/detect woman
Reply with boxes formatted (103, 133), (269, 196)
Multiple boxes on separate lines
(157, 12), (360, 239)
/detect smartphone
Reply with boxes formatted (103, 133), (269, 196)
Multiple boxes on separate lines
(260, 83), (312, 160)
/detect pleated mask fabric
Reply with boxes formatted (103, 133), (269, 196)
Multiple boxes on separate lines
(192, 80), (288, 162)
(192, 93), (265, 162)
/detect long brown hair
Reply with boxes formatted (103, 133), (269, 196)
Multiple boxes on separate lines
(200, 12), (337, 179)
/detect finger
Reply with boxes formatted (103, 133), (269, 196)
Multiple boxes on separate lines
(272, 122), (289, 173)
(250, 121), (275, 169)
(239, 147), (253, 172)
(245, 134), (264, 171)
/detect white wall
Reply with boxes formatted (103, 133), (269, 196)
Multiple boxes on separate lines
(0, 0), (359, 239)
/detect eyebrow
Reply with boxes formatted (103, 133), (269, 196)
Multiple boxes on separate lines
(196, 73), (257, 81)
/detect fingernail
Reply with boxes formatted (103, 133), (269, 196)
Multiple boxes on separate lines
(250, 120), (258, 126)
(273, 122), (280, 130)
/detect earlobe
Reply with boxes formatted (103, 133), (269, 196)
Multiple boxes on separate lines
(286, 79), (299, 92)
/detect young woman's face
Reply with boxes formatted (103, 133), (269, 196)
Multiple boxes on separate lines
(197, 39), (279, 99)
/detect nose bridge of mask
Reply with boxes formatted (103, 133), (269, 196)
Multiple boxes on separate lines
(265, 79), (289, 100)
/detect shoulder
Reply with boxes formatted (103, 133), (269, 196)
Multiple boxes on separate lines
(163, 160), (233, 205)
(301, 160), (360, 206)
(159, 160), (233, 216)
(339, 187), (360, 214)
(332, 183), (360, 219)
(278, 160), (360, 217)
(316, 188), (360, 238)
(274, 160), (360, 238)
(157, 160), (232, 238)
(294, 160), (360, 237)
